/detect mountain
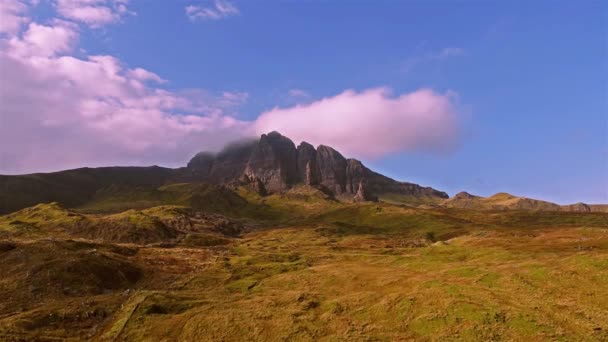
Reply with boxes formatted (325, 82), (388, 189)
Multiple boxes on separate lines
(0, 131), (447, 214)
(185, 131), (447, 200)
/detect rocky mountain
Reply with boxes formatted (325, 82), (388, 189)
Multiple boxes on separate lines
(0, 132), (447, 214)
(185, 131), (448, 201)
(2, 131), (603, 215)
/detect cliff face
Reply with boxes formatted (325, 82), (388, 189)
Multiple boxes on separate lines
(245, 132), (298, 192)
(187, 131), (448, 201)
(296, 142), (318, 186)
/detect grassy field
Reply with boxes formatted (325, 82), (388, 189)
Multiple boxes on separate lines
(0, 184), (606, 341)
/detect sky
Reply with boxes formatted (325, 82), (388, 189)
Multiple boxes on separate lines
(0, 0), (606, 204)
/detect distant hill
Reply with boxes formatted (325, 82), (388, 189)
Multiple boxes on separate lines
(441, 191), (608, 212)
(0, 166), (174, 215)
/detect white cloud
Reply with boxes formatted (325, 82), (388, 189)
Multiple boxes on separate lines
(186, 0), (239, 22)
(55, 0), (134, 27)
(255, 88), (461, 158)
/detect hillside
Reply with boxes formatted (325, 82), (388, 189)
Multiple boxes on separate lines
(0, 132), (607, 340)
(0, 187), (607, 340)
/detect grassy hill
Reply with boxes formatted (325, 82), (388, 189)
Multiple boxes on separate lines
(0, 166), (175, 214)
(0, 183), (607, 340)
(441, 191), (608, 212)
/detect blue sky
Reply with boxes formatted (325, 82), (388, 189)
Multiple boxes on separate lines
(1, 0), (606, 204)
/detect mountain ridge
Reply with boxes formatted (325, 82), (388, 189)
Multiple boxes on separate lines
(1, 131), (605, 214)
(185, 131), (448, 201)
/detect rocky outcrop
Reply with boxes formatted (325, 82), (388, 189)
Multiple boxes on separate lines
(353, 181), (377, 202)
(296, 142), (318, 185)
(316, 145), (348, 195)
(304, 161), (316, 185)
(244, 131), (298, 192)
(185, 131), (448, 202)
(186, 152), (214, 178)
(187, 139), (257, 184)
(238, 174), (268, 196)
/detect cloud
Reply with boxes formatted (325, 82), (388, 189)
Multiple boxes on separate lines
(55, 0), (134, 27)
(186, 0), (239, 22)
(0, 1), (465, 175)
(0, 1), (250, 174)
(254, 88), (461, 158)
(401, 47), (466, 73)
(127, 67), (166, 83)
(6, 20), (78, 57)
(288, 89), (310, 99)
(0, 0), (29, 34)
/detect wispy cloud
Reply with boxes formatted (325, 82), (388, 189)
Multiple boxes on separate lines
(287, 88), (310, 99)
(401, 47), (466, 73)
(186, 0), (239, 22)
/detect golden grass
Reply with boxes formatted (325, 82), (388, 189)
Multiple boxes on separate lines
(0, 195), (607, 340)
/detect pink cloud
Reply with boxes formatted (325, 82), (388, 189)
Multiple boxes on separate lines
(0, 3), (251, 174)
(254, 87), (461, 158)
(55, 0), (133, 27)
(0, 0), (29, 34)
(0, 1), (464, 175)
(6, 21), (78, 58)
(127, 67), (166, 84)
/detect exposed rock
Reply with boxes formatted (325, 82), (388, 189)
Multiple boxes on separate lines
(345, 159), (368, 193)
(211, 140), (258, 182)
(0, 131), (450, 213)
(238, 174), (268, 196)
(244, 131), (298, 192)
(183, 132), (449, 203)
(186, 152), (214, 178)
(305, 161), (316, 186)
(316, 145), (348, 195)
(353, 181), (377, 202)
(296, 142), (318, 185)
